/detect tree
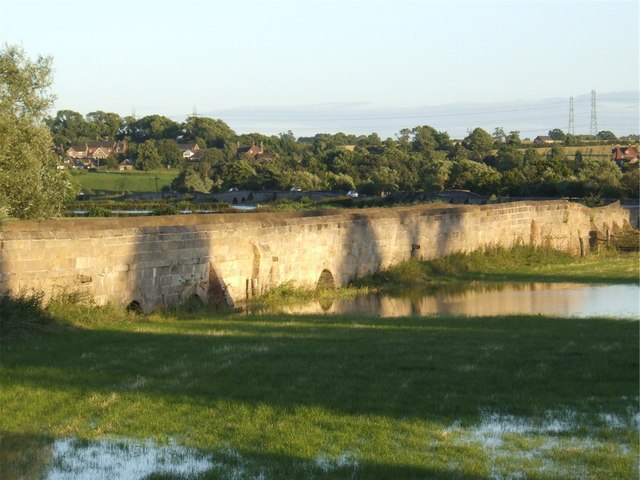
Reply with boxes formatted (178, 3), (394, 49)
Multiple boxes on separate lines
(548, 128), (566, 141)
(171, 166), (213, 193)
(577, 158), (623, 197)
(417, 151), (451, 192)
(564, 133), (578, 146)
(155, 139), (183, 168)
(126, 115), (180, 142)
(225, 159), (258, 189)
(290, 170), (322, 191)
(136, 140), (162, 171)
(494, 145), (524, 172)
(182, 116), (235, 148)
(0, 45), (77, 220)
(448, 158), (500, 194)
(363, 166), (400, 194)
(506, 130), (522, 147)
(323, 172), (355, 191)
(621, 165), (639, 198)
(596, 130), (618, 143)
(492, 127), (506, 145)
(462, 128), (494, 162)
(47, 109), (93, 146)
(86, 110), (123, 139)
(411, 125), (438, 152)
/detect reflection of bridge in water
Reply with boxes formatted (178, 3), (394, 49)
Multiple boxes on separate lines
(270, 283), (640, 319)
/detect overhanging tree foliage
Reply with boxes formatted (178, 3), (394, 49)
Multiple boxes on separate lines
(0, 44), (76, 220)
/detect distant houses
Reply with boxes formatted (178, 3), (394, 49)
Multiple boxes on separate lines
(611, 145), (638, 166)
(178, 143), (201, 160)
(236, 142), (276, 161)
(62, 140), (129, 169)
(533, 135), (555, 145)
(66, 140), (127, 160)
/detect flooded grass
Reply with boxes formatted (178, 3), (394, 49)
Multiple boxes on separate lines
(1, 311), (638, 479)
(356, 247), (640, 290)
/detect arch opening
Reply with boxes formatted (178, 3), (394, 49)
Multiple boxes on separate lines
(126, 300), (143, 315)
(183, 293), (204, 312)
(316, 269), (335, 291)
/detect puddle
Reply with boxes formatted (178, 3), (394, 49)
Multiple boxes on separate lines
(45, 437), (215, 480)
(444, 409), (640, 479)
(2, 435), (359, 480)
(3, 408), (637, 480)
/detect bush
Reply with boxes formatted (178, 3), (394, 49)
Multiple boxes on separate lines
(152, 204), (177, 216)
(0, 291), (55, 340)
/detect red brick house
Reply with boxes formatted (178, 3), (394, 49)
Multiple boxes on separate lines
(236, 142), (276, 161)
(67, 140), (127, 160)
(66, 145), (89, 159)
(236, 142), (264, 158)
(611, 145), (638, 165)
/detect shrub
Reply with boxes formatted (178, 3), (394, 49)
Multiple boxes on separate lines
(0, 290), (55, 340)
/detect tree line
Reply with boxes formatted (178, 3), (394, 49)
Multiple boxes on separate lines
(49, 108), (638, 200)
(1, 44), (638, 221)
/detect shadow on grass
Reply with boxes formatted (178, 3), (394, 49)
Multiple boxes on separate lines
(2, 314), (638, 422)
(0, 430), (487, 480)
(0, 292), (67, 342)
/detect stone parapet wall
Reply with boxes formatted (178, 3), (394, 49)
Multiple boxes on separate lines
(0, 201), (629, 311)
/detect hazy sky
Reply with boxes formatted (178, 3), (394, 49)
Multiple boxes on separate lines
(1, 0), (638, 137)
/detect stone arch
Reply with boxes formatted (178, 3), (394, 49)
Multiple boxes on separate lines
(316, 269), (335, 290)
(184, 293), (203, 310)
(126, 300), (143, 314)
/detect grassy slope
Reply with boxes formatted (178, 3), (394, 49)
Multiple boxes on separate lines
(357, 247), (640, 290)
(73, 169), (179, 194)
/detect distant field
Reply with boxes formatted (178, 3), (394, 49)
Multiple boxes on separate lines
(532, 145), (615, 157)
(73, 170), (180, 194)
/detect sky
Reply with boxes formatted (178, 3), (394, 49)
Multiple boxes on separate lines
(1, 0), (638, 139)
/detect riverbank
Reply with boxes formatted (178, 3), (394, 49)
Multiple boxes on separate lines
(356, 246), (640, 291)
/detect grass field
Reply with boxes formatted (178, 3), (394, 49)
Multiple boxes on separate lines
(357, 247), (640, 291)
(527, 145), (616, 157)
(73, 169), (180, 194)
(1, 311), (638, 479)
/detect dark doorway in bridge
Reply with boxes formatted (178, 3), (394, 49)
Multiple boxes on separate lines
(316, 269), (335, 291)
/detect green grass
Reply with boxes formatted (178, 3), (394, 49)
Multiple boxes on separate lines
(73, 169), (179, 194)
(1, 299), (638, 478)
(357, 247), (639, 291)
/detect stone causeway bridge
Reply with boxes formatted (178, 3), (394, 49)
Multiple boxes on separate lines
(0, 200), (630, 312)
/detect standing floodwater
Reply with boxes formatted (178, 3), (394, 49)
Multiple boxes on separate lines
(253, 283), (640, 318)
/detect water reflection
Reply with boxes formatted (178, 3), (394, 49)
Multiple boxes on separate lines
(254, 283), (640, 318)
